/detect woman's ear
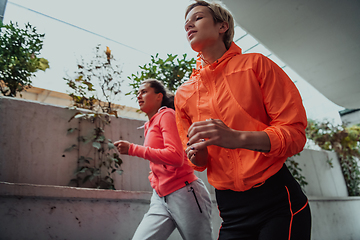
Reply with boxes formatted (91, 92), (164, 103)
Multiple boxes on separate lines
(157, 92), (164, 102)
(219, 22), (229, 34)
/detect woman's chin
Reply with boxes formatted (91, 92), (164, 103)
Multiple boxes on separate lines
(189, 41), (202, 53)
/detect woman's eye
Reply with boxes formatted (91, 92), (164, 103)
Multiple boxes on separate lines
(196, 16), (203, 21)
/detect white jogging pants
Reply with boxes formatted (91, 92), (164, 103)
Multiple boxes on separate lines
(132, 178), (214, 240)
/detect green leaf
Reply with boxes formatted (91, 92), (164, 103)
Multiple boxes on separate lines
(64, 144), (77, 152)
(92, 142), (101, 149)
(82, 174), (92, 183)
(108, 142), (115, 149)
(37, 58), (49, 71)
(67, 128), (77, 134)
(96, 135), (105, 142)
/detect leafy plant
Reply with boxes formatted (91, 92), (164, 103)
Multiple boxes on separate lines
(127, 53), (196, 97)
(286, 153), (308, 190)
(66, 112), (123, 190)
(0, 21), (49, 97)
(306, 120), (360, 196)
(64, 45), (124, 190)
(64, 44), (122, 114)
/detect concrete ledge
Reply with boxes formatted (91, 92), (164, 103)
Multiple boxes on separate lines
(0, 181), (152, 203)
(308, 195), (360, 202)
(0, 182), (221, 240)
(3, 181), (358, 203)
(1, 182), (360, 240)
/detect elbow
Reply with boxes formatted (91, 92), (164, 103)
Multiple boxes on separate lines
(285, 132), (307, 157)
(171, 151), (185, 167)
(173, 159), (184, 167)
(294, 128), (307, 152)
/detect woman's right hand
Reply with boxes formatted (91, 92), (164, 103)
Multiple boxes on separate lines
(114, 140), (131, 155)
(186, 143), (209, 167)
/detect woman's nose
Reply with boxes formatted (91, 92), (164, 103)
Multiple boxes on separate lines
(185, 20), (194, 32)
(137, 91), (143, 100)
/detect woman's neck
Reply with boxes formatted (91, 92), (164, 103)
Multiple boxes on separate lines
(200, 42), (227, 66)
(147, 107), (161, 120)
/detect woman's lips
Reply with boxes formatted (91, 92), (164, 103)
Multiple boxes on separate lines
(187, 30), (196, 39)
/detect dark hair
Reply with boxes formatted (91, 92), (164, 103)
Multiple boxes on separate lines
(141, 79), (175, 110)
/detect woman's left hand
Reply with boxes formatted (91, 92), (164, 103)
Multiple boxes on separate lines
(187, 119), (240, 150)
(114, 140), (131, 155)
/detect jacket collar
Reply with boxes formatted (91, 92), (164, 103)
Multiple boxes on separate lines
(138, 106), (168, 130)
(195, 42), (242, 70)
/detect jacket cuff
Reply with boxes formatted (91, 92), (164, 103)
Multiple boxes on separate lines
(187, 159), (207, 172)
(128, 143), (135, 156)
(262, 129), (281, 157)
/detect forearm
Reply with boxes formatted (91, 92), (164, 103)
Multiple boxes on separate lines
(186, 119), (271, 153)
(237, 130), (271, 152)
(129, 143), (184, 167)
(189, 131), (270, 167)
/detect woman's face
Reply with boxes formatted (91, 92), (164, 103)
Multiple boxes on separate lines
(137, 83), (162, 116)
(185, 6), (223, 52)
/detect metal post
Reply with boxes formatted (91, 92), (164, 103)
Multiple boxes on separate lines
(0, 0), (8, 22)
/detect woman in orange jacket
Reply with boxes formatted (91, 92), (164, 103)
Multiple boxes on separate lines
(115, 79), (213, 240)
(175, 1), (311, 239)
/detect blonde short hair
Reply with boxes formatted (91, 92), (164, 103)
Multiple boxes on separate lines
(185, 0), (234, 49)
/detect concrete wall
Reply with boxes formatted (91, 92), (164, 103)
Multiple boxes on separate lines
(15, 86), (148, 121)
(293, 149), (348, 197)
(0, 96), (349, 197)
(1, 182), (360, 240)
(1, 97), (360, 240)
(340, 109), (360, 126)
(310, 196), (360, 240)
(0, 182), (153, 240)
(0, 96), (150, 191)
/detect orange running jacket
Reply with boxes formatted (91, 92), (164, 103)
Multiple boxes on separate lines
(175, 42), (307, 192)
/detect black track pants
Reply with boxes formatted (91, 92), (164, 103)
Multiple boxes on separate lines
(216, 164), (311, 240)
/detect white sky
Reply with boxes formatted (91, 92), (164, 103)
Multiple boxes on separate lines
(4, 0), (195, 106)
(4, 0), (344, 124)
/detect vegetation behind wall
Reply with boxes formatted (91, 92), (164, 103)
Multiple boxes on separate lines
(63, 45), (124, 189)
(306, 120), (360, 196)
(0, 21), (49, 97)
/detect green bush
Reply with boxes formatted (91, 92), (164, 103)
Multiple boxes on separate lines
(0, 21), (49, 96)
(127, 53), (196, 97)
(306, 120), (360, 196)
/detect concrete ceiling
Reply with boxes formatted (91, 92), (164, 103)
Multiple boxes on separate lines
(221, 0), (360, 109)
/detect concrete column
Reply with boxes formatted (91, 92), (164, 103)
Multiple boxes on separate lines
(0, 0), (7, 22)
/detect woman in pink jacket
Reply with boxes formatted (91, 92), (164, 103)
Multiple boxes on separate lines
(114, 79), (213, 240)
